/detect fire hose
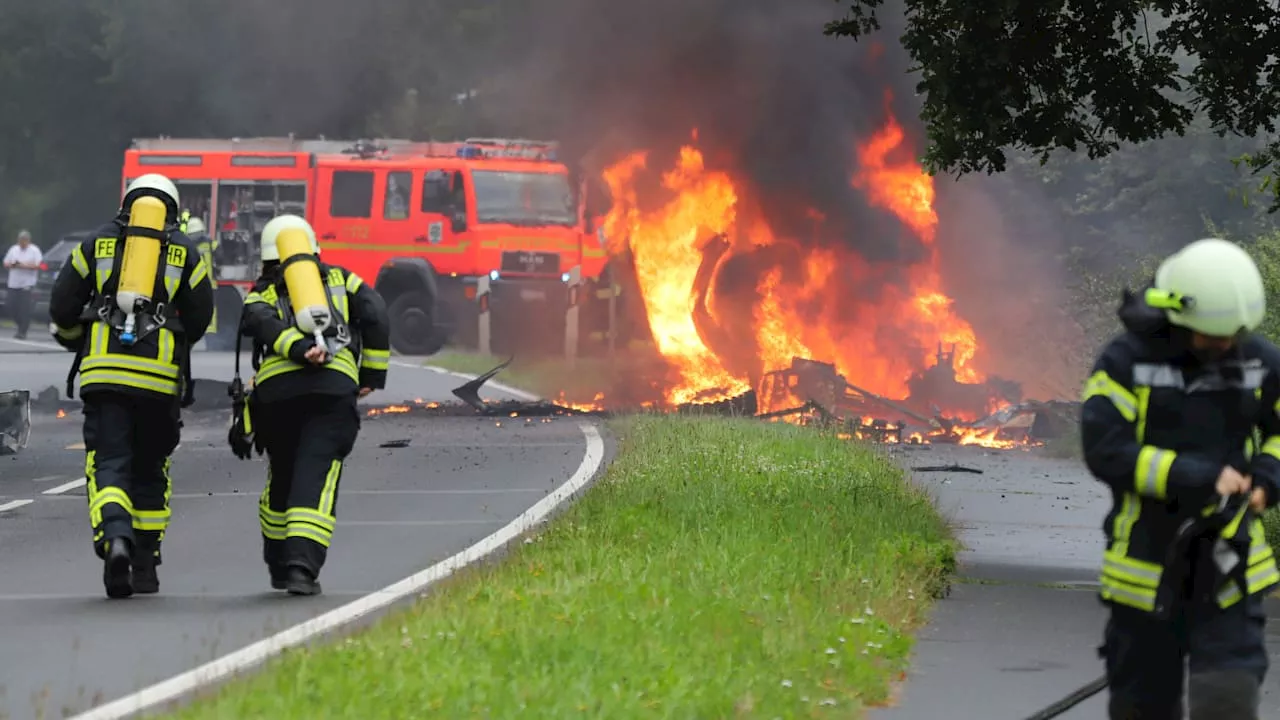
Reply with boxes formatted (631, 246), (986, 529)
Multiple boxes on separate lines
(1018, 492), (1250, 720)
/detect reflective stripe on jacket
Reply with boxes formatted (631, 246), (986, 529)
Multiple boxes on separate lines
(1081, 332), (1280, 612)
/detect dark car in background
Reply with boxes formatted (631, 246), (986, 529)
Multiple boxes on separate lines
(0, 231), (92, 328)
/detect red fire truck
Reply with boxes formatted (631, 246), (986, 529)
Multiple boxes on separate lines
(120, 136), (612, 355)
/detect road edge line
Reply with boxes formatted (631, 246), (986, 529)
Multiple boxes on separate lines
(68, 421), (606, 720)
(394, 359), (541, 402)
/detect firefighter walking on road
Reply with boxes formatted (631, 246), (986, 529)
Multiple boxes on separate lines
(49, 173), (214, 599)
(1081, 238), (1280, 719)
(230, 214), (389, 595)
(182, 215), (220, 338)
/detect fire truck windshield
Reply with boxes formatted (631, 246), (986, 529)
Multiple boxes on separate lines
(471, 170), (576, 227)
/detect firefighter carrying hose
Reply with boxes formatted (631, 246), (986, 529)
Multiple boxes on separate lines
(228, 214), (390, 595)
(1081, 237), (1280, 718)
(48, 173), (214, 599)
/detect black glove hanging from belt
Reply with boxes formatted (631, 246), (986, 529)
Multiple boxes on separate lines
(1154, 493), (1252, 620)
(227, 310), (260, 460)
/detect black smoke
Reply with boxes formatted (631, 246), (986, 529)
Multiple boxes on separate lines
(487, 0), (925, 264)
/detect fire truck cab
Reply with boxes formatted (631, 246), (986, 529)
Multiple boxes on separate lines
(121, 136), (611, 356)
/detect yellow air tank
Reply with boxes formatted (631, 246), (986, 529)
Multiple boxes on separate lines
(278, 227), (333, 350)
(115, 195), (168, 344)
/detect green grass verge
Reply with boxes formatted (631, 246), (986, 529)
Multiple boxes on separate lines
(162, 415), (956, 718)
(1263, 508), (1280, 559)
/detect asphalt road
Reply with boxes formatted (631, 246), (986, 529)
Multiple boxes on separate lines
(0, 334), (595, 720)
(875, 444), (1280, 719)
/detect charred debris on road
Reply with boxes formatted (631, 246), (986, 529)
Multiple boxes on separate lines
(363, 352), (1081, 450)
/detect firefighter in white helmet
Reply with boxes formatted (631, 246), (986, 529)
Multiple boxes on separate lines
(229, 213), (390, 595)
(48, 173), (215, 599)
(181, 215), (221, 338)
(1081, 238), (1280, 718)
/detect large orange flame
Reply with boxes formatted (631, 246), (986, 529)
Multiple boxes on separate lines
(602, 93), (985, 409)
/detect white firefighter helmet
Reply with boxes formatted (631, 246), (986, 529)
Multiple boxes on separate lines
(260, 214), (320, 261)
(123, 174), (181, 218)
(185, 217), (206, 235)
(1151, 238), (1267, 337)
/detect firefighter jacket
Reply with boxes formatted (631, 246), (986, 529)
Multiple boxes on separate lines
(1081, 290), (1280, 614)
(49, 221), (214, 401)
(240, 262), (390, 405)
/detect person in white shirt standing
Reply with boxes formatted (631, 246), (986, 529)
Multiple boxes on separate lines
(3, 230), (42, 339)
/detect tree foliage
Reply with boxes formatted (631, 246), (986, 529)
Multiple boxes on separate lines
(826, 0), (1280, 210)
(0, 0), (502, 245)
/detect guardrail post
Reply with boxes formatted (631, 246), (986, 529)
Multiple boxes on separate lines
(476, 275), (491, 357)
(564, 265), (582, 368)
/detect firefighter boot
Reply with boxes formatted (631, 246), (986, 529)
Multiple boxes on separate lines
(103, 537), (134, 599)
(284, 565), (321, 596)
(268, 564), (288, 591)
(1189, 671), (1261, 720)
(131, 531), (161, 594)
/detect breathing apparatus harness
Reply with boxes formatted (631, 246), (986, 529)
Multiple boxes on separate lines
(1020, 492), (1254, 720)
(227, 259), (358, 461)
(275, 250), (353, 360)
(65, 213), (194, 407)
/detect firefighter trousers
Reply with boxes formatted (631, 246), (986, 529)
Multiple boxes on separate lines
(1102, 594), (1268, 719)
(82, 392), (179, 560)
(255, 393), (360, 577)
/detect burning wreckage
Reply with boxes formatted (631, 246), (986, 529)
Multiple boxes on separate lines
(424, 349), (1080, 450)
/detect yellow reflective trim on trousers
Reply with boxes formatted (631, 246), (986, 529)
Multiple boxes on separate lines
(285, 523), (332, 547)
(361, 348), (389, 371)
(81, 369), (179, 395)
(1082, 371), (1138, 422)
(259, 509), (287, 540)
(286, 507), (336, 532)
(81, 353), (179, 379)
(85, 450), (101, 528)
(132, 510), (169, 531)
(259, 467), (288, 540)
(132, 456), (174, 536)
(89, 486), (134, 524)
(319, 460), (342, 515)
(71, 246), (90, 278)
(1135, 446), (1174, 500)
(273, 327), (306, 357)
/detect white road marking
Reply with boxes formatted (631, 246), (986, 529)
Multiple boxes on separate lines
(0, 499), (35, 513)
(0, 336), (61, 351)
(392, 359), (540, 402)
(29, 475), (65, 484)
(341, 519), (499, 527)
(68, 421), (605, 720)
(43, 477), (87, 495)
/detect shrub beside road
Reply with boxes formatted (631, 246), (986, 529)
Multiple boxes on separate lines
(165, 415), (955, 718)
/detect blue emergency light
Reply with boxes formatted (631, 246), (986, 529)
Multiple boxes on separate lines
(457, 145), (484, 159)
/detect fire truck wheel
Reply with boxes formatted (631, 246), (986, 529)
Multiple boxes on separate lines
(388, 290), (448, 356)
